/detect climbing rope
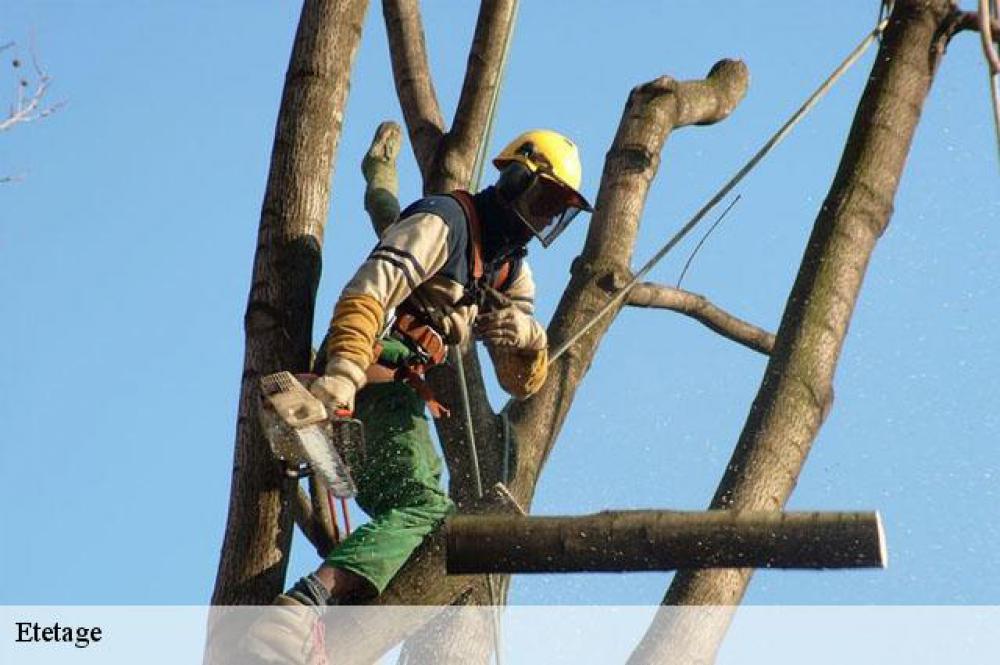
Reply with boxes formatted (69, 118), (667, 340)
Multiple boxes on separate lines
(455, 0), (521, 497)
(448, 2), (521, 664)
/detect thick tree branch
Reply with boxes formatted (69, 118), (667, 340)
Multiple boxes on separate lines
(629, 2), (954, 662)
(292, 484), (336, 558)
(362, 120), (403, 236)
(512, 59), (751, 499)
(627, 282), (775, 355)
(211, 0), (369, 606)
(446, 511), (886, 574)
(427, 0), (517, 193)
(382, 0), (445, 177)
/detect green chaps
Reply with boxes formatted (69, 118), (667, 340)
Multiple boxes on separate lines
(323, 354), (454, 594)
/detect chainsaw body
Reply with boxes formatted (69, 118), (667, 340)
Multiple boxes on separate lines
(258, 371), (365, 498)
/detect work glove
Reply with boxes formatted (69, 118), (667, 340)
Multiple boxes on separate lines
(309, 374), (356, 416)
(241, 575), (330, 665)
(474, 306), (547, 351)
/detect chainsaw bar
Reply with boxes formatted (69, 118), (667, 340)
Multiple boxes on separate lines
(258, 371), (363, 498)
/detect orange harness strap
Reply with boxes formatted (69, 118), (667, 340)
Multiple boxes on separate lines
(395, 365), (450, 419)
(377, 190), (514, 419)
(450, 188), (513, 290)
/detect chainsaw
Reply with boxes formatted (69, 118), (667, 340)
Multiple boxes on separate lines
(258, 371), (365, 498)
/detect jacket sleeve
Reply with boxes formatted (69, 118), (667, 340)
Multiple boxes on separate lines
(322, 212), (451, 389)
(487, 259), (549, 399)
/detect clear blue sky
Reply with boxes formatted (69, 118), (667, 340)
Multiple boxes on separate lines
(1, 1), (997, 606)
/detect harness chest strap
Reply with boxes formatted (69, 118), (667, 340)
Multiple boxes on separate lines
(377, 190), (513, 417)
(450, 189), (512, 289)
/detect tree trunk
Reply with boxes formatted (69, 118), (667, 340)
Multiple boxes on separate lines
(629, 2), (957, 662)
(210, 0), (369, 605)
(446, 511), (886, 573)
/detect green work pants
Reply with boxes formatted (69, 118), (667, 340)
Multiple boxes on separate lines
(324, 379), (454, 594)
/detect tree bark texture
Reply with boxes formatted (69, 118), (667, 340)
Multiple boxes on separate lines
(383, 0), (443, 180)
(426, 0), (518, 194)
(629, 2), (955, 663)
(627, 282), (775, 355)
(446, 511), (886, 574)
(211, 0), (369, 605)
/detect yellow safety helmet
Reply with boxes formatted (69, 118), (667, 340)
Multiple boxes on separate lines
(492, 129), (593, 247)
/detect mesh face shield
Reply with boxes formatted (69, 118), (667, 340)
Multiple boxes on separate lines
(508, 173), (587, 247)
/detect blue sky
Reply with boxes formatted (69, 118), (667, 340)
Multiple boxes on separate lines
(1, 1), (997, 606)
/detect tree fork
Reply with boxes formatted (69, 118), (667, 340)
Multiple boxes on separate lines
(445, 511), (886, 574)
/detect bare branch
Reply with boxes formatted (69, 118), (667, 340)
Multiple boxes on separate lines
(362, 120), (403, 235)
(955, 10), (1000, 45)
(307, 475), (338, 556)
(627, 282), (775, 355)
(446, 510), (887, 574)
(0, 71), (64, 132)
(382, 0), (445, 178)
(428, 0), (517, 192)
(1, 40), (65, 133)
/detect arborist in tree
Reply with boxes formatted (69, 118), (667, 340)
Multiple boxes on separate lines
(277, 129), (593, 610)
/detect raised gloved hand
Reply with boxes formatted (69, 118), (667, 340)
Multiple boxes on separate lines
(474, 307), (547, 351)
(309, 374), (356, 416)
(241, 574), (330, 664)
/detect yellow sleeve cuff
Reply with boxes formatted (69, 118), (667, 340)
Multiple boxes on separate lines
(324, 293), (385, 375)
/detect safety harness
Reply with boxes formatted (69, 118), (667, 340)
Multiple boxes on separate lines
(378, 189), (517, 418)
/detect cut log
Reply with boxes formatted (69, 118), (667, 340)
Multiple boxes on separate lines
(446, 510), (886, 574)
